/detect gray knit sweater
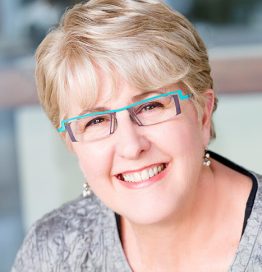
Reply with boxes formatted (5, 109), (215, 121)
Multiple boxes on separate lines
(12, 157), (262, 272)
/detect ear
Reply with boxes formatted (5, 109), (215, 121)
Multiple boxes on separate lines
(200, 89), (215, 147)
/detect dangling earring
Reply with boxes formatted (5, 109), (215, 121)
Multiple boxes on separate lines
(203, 150), (211, 167)
(83, 182), (92, 197)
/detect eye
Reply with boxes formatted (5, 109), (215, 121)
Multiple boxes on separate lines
(137, 102), (164, 113)
(86, 116), (108, 127)
(74, 114), (112, 134)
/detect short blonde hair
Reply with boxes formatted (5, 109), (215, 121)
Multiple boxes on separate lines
(36, 0), (217, 139)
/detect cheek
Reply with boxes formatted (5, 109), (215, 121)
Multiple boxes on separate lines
(157, 122), (204, 204)
(155, 115), (204, 180)
(74, 143), (113, 182)
(156, 115), (204, 154)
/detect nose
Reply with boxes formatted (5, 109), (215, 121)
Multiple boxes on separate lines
(114, 111), (151, 160)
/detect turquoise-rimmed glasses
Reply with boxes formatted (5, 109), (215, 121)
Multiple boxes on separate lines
(58, 89), (191, 142)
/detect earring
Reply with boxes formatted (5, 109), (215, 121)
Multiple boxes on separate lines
(83, 182), (92, 197)
(203, 151), (211, 167)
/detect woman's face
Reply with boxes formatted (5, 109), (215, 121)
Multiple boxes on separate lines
(69, 72), (214, 226)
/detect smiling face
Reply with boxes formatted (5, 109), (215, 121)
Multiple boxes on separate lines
(68, 72), (214, 226)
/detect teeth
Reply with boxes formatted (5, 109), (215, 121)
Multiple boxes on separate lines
(121, 164), (165, 183)
(141, 169), (149, 181)
(149, 168), (154, 178)
(134, 172), (140, 182)
(153, 167), (158, 175)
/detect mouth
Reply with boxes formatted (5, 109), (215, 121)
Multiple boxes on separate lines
(116, 163), (168, 183)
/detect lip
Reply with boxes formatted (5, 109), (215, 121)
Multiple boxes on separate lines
(115, 163), (169, 189)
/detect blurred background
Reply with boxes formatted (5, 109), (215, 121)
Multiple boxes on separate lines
(0, 0), (262, 271)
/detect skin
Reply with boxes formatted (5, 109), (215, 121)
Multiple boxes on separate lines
(65, 72), (252, 271)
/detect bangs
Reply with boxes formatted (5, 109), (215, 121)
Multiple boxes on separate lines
(56, 50), (115, 119)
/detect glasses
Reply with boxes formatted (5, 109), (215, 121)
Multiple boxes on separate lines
(58, 89), (191, 142)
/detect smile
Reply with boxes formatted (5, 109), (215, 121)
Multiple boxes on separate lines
(117, 163), (167, 183)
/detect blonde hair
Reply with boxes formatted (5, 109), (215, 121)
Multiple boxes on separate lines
(36, 0), (217, 139)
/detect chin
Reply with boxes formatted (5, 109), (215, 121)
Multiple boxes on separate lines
(119, 199), (183, 227)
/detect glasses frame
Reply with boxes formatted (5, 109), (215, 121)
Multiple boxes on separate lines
(58, 89), (191, 142)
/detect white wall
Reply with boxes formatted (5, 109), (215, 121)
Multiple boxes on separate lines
(210, 94), (262, 173)
(15, 107), (83, 230)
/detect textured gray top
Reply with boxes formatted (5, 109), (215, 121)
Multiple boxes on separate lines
(12, 163), (262, 271)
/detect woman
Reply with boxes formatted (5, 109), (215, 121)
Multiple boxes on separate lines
(12, 0), (262, 271)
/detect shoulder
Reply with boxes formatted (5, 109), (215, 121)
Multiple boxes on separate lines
(31, 194), (108, 245)
(12, 195), (115, 272)
(255, 172), (262, 185)
(245, 173), (262, 269)
(32, 194), (106, 237)
(231, 172), (262, 271)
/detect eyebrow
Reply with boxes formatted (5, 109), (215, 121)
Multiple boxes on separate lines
(78, 90), (164, 115)
(79, 107), (108, 116)
(132, 90), (165, 101)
